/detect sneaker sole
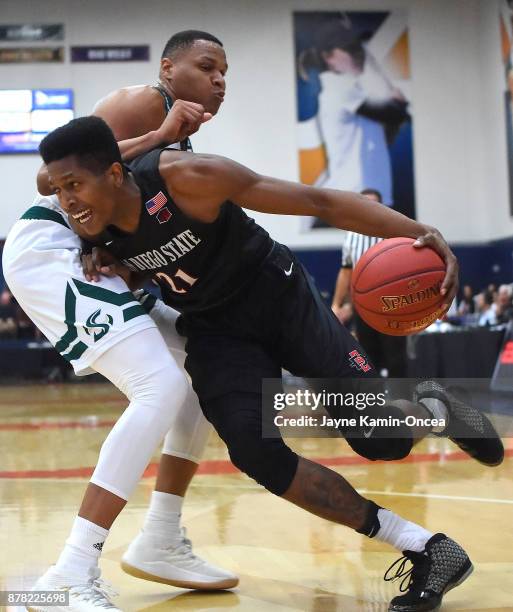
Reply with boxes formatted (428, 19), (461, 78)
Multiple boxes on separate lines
(120, 560), (239, 590)
(427, 563), (475, 612)
(388, 562), (474, 612)
(442, 561), (474, 596)
(451, 436), (504, 467)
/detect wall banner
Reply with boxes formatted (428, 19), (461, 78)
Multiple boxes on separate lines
(294, 11), (416, 231)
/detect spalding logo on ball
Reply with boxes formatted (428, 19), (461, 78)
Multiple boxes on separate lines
(351, 237), (447, 336)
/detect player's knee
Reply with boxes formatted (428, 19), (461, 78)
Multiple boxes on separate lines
(203, 393), (299, 495)
(346, 402), (414, 461)
(151, 366), (188, 421)
(161, 385), (211, 462)
(161, 362), (188, 404)
(227, 434), (298, 495)
(127, 361), (189, 432)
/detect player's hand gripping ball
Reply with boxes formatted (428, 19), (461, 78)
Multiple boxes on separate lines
(351, 237), (447, 336)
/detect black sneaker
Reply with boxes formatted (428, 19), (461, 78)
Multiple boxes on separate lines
(385, 533), (473, 611)
(414, 380), (504, 466)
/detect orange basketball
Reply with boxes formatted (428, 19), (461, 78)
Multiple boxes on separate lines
(351, 237), (447, 336)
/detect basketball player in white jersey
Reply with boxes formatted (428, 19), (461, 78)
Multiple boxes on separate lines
(3, 31), (236, 611)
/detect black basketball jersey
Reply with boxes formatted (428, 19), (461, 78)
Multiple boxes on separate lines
(100, 148), (274, 313)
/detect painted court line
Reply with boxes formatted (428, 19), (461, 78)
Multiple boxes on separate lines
(358, 489), (513, 505)
(0, 449), (511, 480)
(0, 420), (116, 431)
(5, 479), (512, 506)
(188, 482), (513, 505)
(0, 396), (125, 408)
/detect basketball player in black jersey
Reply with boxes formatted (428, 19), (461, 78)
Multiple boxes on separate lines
(39, 115), (504, 611)
(29, 32), (242, 598)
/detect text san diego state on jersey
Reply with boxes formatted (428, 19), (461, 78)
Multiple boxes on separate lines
(100, 148), (274, 313)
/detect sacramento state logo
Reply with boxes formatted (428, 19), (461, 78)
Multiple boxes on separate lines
(84, 308), (113, 342)
(56, 279), (146, 364)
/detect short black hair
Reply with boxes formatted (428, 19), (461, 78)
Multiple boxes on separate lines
(360, 188), (383, 202)
(39, 116), (122, 175)
(161, 30), (223, 59)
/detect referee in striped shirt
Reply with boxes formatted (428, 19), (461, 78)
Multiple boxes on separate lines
(331, 188), (407, 377)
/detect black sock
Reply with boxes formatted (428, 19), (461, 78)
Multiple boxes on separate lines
(356, 500), (382, 538)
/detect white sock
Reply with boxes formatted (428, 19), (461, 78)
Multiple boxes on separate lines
(375, 509), (433, 553)
(143, 491), (184, 547)
(54, 516), (109, 579)
(419, 398), (448, 433)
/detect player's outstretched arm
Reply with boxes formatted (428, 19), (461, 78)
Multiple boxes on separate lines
(163, 154), (458, 306)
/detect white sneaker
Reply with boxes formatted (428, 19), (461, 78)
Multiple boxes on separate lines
(121, 527), (238, 590)
(27, 566), (121, 611)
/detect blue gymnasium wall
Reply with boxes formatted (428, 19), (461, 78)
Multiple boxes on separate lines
(294, 236), (513, 303)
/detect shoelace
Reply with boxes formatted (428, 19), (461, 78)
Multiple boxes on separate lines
(384, 551), (429, 594)
(167, 527), (198, 561)
(69, 571), (119, 609)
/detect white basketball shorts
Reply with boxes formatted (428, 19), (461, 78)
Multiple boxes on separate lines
(2, 195), (156, 375)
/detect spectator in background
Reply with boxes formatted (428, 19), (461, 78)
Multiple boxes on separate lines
(0, 288), (17, 339)
(14, 299), (38, 340)
(457, 285), (475, 316)
(331, 189), (407, 377)
(495, 284), (513, 325)
(477, 290), (497, 327)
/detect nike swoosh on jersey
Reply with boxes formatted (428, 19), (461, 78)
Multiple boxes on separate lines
(284, 263), (294, 277)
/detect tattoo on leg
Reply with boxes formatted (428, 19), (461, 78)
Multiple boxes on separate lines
(283, 457), (369, 530)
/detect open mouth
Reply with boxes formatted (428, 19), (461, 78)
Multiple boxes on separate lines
(72, 208), (93, 224)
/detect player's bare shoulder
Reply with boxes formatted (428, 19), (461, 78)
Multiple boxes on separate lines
(158, 150), (223, 222)
(158, 149), (200, 188)
(93, 85), (166, 140)
(159, 150), (219, 186)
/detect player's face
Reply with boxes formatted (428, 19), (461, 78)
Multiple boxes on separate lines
(47, 155), (121, 237)
(161, 41), (227, 115)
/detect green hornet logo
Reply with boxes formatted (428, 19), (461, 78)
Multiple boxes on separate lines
(56, 279), (146, 364)
(84, 308), (113, 342)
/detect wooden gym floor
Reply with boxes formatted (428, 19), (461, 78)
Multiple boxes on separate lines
(1, 383), (512, 611)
